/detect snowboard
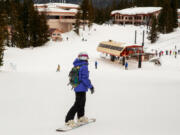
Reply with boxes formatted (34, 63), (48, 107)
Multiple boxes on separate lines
(56, 118), (96, 132)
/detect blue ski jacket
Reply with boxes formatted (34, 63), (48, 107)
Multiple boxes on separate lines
(73, 58), (93, 92)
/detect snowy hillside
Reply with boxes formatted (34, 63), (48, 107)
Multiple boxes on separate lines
(0, 24), (180, 135)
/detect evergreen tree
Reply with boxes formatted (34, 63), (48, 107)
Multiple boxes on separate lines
(171, 0), (178, 28)
(3, 0), (11, 47)
(0, 0), (6, 66)
(28, 5), (49, 47)
(158, 0), (174, 33)
(134, 0), (144, 7)
(8, 0), (49, 48)
(21, 0), (31, 48)
(94, 8), (103, 24)
(74, 10), (81, 35)
(112, 0), (117, 10)
(37, 13), (50, 47)
(81, 0), (89, 30)
(8, 0), (22, 47)
(88, 0), (94, 29)
(153, 0), (164, 6)
(148, 16), (159, 43)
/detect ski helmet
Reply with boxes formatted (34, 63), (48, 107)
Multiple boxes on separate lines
(78, 52), (89, 60)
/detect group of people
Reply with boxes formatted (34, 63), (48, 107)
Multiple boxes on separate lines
(155, 49), (179, 58)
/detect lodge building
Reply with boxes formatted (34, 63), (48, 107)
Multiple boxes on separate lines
(34, 3), (79, 34)
(111, 7), (180, 27)
(111, 7), (162, 25)
(97, 40), (144, 61)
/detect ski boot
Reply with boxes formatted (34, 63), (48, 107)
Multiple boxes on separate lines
(77, 116), (89, 125)
(65, 120), (77, 128)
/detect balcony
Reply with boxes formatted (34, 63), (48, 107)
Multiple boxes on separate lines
(59, 19), (76, 23)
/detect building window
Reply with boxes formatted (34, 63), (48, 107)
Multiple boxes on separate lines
(135, 16), (141, 20)
(52, 34), (56, 36)
(47, 15), (60, 19)
(57, 34), (61, 36)
(61, 16), (75, 19)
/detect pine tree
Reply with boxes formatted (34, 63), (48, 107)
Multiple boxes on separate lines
(94, 8), (102, 24)
(158, 0), (174, 34)
(8, 0), (21, 47)
(74, 10), (81, 35)
(81, 0), (89, 30)
(88, 0), (94, 29)
(112, 0), (117, 10)
(8, 0), (28, 48)
(153, 0), (159, 7)
(37, 12), (50, 47)
(0, 0), (6, 66)
(171, 0), (178, 28)
(134, 0), (144, 7)
(22, 0), (31, 48)
(148, 16), (159, 43)
(8, 0), (49, 48)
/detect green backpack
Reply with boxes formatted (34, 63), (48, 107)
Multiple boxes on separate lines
(68, 66), (81, 89)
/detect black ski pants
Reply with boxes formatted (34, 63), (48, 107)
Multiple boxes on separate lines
(65, 92), (86, 122)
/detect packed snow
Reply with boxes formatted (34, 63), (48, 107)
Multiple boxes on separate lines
(0, 24), (180, 135)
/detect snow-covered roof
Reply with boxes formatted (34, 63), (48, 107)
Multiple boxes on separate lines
(100, 41), (142, 47)
(34, 3), (79, 14)
(34, 3), (79, 9)
(37, 7), (78, 13)
(111, 7), (162, 15)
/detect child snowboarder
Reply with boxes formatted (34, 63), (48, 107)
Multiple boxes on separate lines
(65, 52), (94, 128)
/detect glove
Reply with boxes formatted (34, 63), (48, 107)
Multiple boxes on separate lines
(90, 86), (94, 94)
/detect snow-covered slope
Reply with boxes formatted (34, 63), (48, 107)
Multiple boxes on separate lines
(0, 24), (180, 135)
